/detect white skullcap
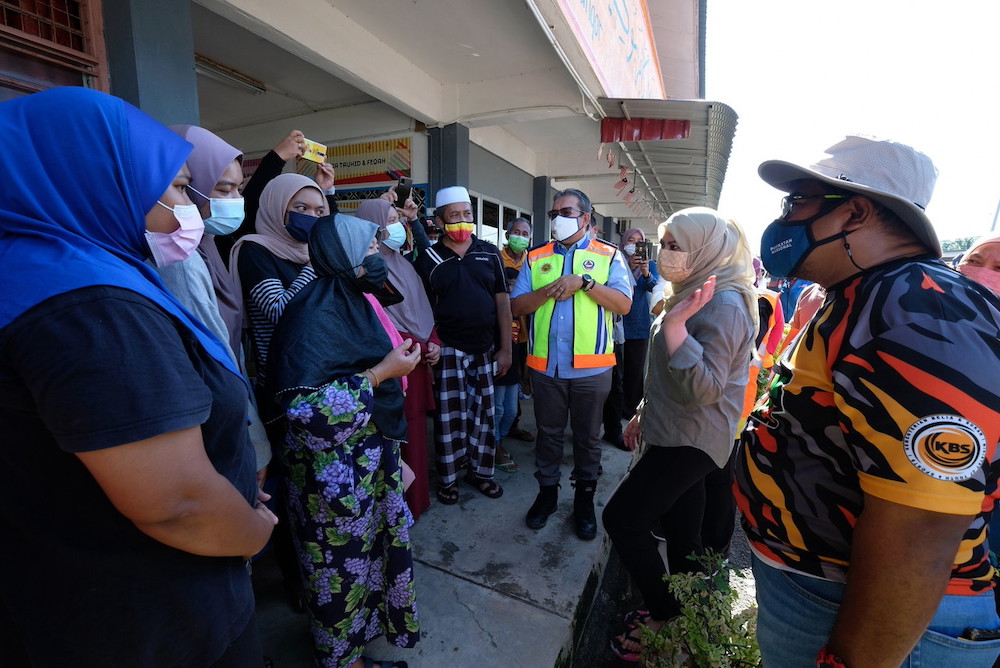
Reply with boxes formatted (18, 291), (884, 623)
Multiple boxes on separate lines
(435, 185), (471, 209)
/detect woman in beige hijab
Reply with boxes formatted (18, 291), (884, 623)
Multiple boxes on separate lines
(602, 207), (757, 661)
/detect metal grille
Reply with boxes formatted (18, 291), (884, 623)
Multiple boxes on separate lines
(1, 0), (86, 53)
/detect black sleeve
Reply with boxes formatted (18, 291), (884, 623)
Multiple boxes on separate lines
(230, 150), (288, 243)
(411, 252), (436, 305)
(409, 217), (431, 252)
(1, 287), (212, 452)
(491, 246), (509, 294)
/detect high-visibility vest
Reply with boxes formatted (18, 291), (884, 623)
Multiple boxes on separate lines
(526, 240), (617, 371)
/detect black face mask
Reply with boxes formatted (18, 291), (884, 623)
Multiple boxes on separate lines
(352, 254), (388, 293)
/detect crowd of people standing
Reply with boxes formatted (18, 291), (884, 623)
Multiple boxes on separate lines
(3, 86), (1000, 668)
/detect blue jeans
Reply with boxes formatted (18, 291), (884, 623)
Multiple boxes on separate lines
(752, 555), (1000, 667)
(494, 383), (519, 443)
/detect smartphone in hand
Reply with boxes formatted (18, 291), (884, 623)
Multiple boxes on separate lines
(301, 139), (327, 163)
(395, 177), (413, 203)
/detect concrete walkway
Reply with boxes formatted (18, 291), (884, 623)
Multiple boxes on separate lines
(254, 400), (641, 667)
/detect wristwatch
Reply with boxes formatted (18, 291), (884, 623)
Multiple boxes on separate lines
(581, 274), (595, 292)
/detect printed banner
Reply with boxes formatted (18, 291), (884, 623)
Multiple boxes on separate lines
(327, 137), (411, 186)
(556, 0), (665, 100)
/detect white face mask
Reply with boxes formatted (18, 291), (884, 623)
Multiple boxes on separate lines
(623, 243), (637, 255)
(145, 202), (205, 267)
(551, 215), (581, 242)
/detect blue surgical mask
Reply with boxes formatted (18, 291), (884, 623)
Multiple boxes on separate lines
(383, 222), (407, 251)
(188, 184), (245, 236)
(759, 205), (851, 278)
(286, 211), (317, 243)
(202, 196), (245, 236)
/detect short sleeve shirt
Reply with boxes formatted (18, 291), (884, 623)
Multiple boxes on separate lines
(735, 258), (1000, 594)
(413, 236), (508, 354)
(0, 286), (257, 666)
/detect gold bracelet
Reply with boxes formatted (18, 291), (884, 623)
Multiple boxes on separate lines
(365, 368), (381, 388)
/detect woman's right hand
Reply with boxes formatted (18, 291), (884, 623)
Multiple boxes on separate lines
(375, 338), (421, 380)
(274, 129), (305, 161)
(622, 415), (641, 451)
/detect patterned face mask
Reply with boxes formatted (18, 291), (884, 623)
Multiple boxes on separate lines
(657, 248), (691, 282)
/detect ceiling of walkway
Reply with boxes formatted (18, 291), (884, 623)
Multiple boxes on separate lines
(191, 0), (733, 227)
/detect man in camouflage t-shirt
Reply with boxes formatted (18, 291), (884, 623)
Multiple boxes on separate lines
(736, 136), (1000, 667)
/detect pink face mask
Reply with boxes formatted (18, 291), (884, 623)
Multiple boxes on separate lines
(144, 202), (205, 267)
(958, 264), (1000, 297)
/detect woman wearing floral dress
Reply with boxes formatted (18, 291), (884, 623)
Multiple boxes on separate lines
(266, 213), (421, 668)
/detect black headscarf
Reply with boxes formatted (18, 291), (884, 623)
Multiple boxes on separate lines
(267, 214), (406, 440)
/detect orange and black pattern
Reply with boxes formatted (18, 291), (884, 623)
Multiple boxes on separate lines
(735, 258), (1000, 594)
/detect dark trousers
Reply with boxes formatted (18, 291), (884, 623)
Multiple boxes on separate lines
(209, 616), (262, 668)
(602, 343), (625, 439)
(532, 368), (612, 486)
(622, 338), (648, 419)
(603, 445), (722, 621)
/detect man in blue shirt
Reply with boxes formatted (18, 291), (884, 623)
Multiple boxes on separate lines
(511, 189), (632, 540)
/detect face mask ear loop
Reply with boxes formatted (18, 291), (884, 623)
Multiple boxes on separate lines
(842, 230), (865, 272)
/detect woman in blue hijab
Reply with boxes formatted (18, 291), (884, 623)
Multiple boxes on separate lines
(0, 87), (276, 667)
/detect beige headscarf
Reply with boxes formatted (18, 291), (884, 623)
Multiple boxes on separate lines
(658, 207), (758, 330)
(228, 173), (321, 297)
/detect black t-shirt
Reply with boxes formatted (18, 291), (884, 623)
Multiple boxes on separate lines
(0, 286), (257, 667)
(413, 236), (507, 354)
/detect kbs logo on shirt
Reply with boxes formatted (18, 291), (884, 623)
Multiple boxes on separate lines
(904, 415), (987, 481)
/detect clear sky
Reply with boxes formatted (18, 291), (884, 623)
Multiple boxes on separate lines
(705, 0), (1000, 250)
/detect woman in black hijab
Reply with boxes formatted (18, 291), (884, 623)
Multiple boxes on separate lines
(267, 214), (421, 668)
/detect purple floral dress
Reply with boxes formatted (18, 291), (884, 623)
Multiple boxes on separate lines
(280, 374), (418, 668)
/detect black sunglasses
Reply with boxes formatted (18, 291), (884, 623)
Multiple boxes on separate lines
(780, 194), (849, 218)
(547, 207), (585, 220)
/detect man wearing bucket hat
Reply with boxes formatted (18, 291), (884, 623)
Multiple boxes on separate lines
(414, 186), (511, 505)
(735, 136), (1000, 666)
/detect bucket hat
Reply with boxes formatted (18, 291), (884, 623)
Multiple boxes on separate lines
(758, 135), (940, 256)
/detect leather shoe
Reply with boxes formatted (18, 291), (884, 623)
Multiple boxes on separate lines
(525, 485), (558, 529)
(573, 480), (598, 541)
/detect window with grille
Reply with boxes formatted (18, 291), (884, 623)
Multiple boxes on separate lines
(0, 0), (107, 100)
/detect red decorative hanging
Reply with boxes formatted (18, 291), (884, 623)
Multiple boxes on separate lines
(599, 118), (690, 143)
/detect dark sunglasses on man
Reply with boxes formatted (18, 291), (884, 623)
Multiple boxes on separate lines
(547, 207), (585, 220)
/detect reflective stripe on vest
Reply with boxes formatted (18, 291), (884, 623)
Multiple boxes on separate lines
(526, 240), (617, 371)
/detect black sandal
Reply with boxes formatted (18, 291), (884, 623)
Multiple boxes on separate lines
(463, 471), (504, 499)
(436, 484), (459, 505)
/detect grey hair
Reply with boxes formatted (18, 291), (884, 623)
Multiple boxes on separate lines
(553, 188), (592, 213)
(507, 217), (532, 233)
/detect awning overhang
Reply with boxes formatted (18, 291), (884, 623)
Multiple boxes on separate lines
(553, 97), (737, 231)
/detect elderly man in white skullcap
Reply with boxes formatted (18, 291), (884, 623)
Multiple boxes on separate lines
(413, 186), (512, 505)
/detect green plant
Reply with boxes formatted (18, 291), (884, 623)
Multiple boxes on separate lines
(639, 550), (760, 667)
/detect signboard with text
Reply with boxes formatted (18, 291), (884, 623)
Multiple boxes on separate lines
(327, 137), (411, 186)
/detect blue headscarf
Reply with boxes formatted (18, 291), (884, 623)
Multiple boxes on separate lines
(0, 87), (239, 376)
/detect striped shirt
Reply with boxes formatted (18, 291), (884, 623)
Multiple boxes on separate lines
(237, 241), (316, 389)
